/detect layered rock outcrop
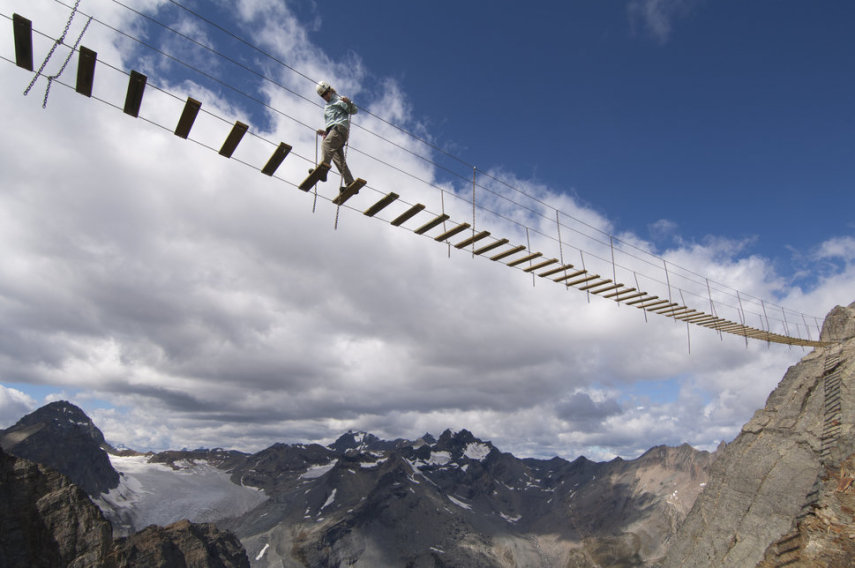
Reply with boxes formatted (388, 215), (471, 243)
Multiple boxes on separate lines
(661, 301), (855, 568)
(107, 520), (250, 568)
(0, 445), (112, 567)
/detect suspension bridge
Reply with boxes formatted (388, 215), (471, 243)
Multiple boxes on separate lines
(3, 4), (833, 349)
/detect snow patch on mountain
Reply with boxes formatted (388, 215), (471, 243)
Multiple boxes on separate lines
(427, 450), (452, 466)
(464, 442), (491, 461)
(500, 512), (522, 523)
(300, 460), (337, 479)
(95, 454), (267, 533)
(448, 495), (472, 510)
(321, 488), (337, 511)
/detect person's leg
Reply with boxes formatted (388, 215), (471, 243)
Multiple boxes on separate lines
(322, 127), (354, 186)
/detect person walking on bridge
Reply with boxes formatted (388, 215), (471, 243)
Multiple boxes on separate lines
(315, 81), (357, 187)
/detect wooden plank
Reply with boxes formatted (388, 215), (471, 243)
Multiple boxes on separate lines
(635, 300), (680, 313)
(634, 299), (671, 310)
(660, 307), (694, 318)
(523, 258), (558, 273)
(538, 264), (574, 278)
(710, 320), (740, 331)
(490, 245), (526, 262)
(474, 238), (509, 256)
(454, 230), (490, 249)
(626, 295), (658, 306)
(435, 223), (471, 242)
(565, 274), (600, 287)
(390, 203), (425, 226)
(297, 162), (330, 190)
(75, 46), (97, 97)
(174, 97), (202, 139)
(554, 269), (588, 283)
(605, 288), (639, 300)
(363, 192), (399, 217)
(123, 71), (147, 117)
(508, 252), (543, 267)
(651, 303), (684, 314)
(683, 313), (717, 324)
(672, 309), (701, 320)
(679, 312), (710, 322)
(591, 283), (624, 295)
(261, 143), (292, 176)
(414, 214), (450, 235)
(13, 14), (33, 71)
(579, 278), (612, 291)
(673, 310), (701, 320)
(613, 292), (648, 304)
(333, 178), (367, 205)
(219, 121), (248, 158)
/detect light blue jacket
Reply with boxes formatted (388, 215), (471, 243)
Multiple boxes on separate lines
(323, 93), (358, 131)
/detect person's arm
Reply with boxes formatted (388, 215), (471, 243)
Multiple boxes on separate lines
(339, 96), (358, 115)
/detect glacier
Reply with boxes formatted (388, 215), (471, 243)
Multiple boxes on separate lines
(95, 454), (267, 533)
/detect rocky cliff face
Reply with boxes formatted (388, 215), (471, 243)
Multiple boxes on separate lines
(0, 445), (112, 567)
(107, 520), (250, 568)
(662, 301), (855, 568)
(0, 446), (251, 568)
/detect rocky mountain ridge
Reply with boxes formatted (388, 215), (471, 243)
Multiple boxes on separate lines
(1, 401), (715, 567)
(116, 426), (715, 566)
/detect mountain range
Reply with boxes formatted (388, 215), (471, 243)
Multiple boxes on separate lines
(0, 300), (853, 567)
(0, 402), (713, 567)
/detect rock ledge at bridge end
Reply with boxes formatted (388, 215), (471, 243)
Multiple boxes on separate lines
(820, 300), (855, 343)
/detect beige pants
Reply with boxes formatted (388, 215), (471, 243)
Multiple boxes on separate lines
(322, 125), (354, 186)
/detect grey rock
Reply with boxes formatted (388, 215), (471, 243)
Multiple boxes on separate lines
(820, 301), (855, 343)
(661, 301), (855, 568)
(0, 445), (112, 567)
(107, 520), (250, 568)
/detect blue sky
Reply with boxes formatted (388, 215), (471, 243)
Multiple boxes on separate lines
(314, 0), (854, 260)
(0, 0), (853, 461)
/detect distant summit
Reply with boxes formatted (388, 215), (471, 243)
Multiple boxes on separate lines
(328, 431), (386, 454)
(0, 400), (119, 496)
(328, 430), (436, 454)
